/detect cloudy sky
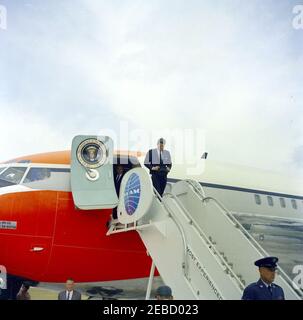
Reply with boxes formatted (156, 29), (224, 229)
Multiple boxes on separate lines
(0, 0), (302, 175)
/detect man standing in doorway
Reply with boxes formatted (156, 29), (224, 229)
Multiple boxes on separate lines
(144, 138), (172, 196)
(112, 164), (125, 221)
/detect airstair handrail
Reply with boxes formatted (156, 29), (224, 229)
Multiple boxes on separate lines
(152, 187), (190, 279)
(152, 187), (199, 299)
(165, 191), (245, 291)
(185, 180), (303, 299)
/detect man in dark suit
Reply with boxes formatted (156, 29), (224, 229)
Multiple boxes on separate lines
(58, 278), (82, 300)
(144, 138), (172, 196)
(242, 257), (285, 300)
(114, 165), (124, 196)
(112, 165), (125, 220)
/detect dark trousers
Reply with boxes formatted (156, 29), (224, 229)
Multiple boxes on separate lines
(152, 173), (167, 196)
(112, 207), (118, 220)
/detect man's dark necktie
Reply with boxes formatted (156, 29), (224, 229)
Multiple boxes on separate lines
(268, 285), (273, 296)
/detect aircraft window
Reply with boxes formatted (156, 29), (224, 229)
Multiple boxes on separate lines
(291, 199), (297, 210)
(254, 194), (261, 205)
(0, 167), (27, 185)
(279, 198), (286, 208)
(23, 168), (51, 183)
(23, 168), (64, 183)
(267, 196), (274, 206)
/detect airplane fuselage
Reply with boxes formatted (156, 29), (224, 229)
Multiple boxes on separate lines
(0, 150), (302, 286)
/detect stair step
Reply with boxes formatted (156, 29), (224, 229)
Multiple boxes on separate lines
(208, 236), (217, 245)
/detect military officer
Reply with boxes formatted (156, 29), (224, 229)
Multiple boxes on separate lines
(242, 256), (285, 300)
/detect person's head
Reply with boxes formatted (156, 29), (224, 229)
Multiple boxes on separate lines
(255, 257), (278, 285)
(65, 278), (75, 292)
(22, 282), (30, 292)
(155, 285), (173, 300)
(157, 138), (166, 151)
(259, 267), (276, 284)
(116, 165), (124, 175)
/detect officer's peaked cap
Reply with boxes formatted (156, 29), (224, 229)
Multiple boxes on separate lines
(254, 257), (279, 269)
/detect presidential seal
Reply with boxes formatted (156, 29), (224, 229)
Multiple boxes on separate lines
(76, 139), (108, 169)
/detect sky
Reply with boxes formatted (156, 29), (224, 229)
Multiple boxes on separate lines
(0, 0), (302, 175)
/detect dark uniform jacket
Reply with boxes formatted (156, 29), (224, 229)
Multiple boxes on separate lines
(242, 279), (285, 300)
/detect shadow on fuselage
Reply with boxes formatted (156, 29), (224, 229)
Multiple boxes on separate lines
(235, 213), (303, 278)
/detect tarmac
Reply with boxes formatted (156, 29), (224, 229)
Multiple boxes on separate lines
(28, 277), (164, 300)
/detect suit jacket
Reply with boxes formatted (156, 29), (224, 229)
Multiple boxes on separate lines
(144, 149), (172, 175)
(242, 279), (285, 300)
(58, 290), (82, 300)
(114, 173), (124, 196)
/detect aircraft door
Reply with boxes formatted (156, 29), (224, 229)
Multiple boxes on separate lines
(71, 135), (118, 210)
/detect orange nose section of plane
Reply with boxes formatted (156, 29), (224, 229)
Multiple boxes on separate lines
(0, 149), (152, 284)
(0, 188), (153, 283)
(2, 151), (71, 165)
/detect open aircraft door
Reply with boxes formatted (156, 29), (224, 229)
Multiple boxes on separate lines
(71, 135), (118, 210)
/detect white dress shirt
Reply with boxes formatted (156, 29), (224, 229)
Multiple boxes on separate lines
(66, 290), (73, 300)
(261, 280), (273, 291)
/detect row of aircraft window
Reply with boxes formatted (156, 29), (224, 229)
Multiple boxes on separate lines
(0, 167), (301, 210)
(254, 194), (299, 210)
(0, 166), (70, 185)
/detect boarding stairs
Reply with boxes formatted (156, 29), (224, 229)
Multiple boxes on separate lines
(107, 169), (303, 300)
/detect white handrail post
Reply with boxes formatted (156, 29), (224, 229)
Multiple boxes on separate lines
(145, 260), (156, 300)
